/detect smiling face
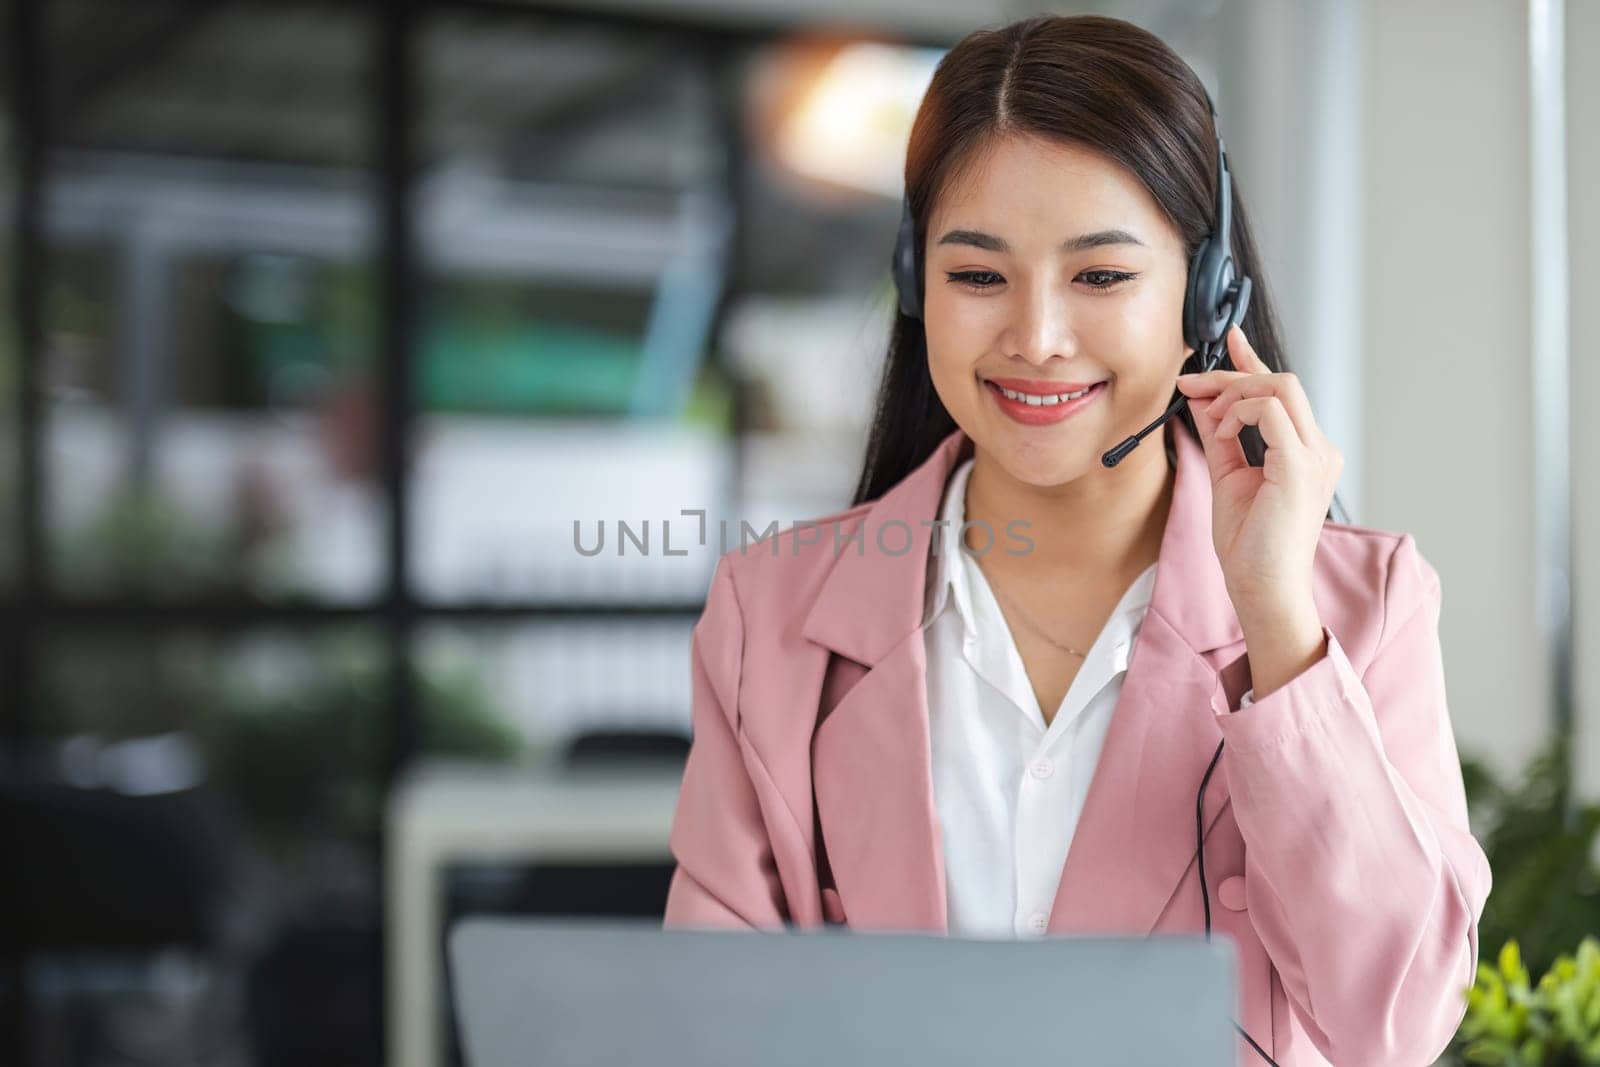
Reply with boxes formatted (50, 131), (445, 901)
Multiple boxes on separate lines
(923, 132), (1196, 487)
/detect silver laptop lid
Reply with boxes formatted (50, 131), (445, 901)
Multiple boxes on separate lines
(449, 917), (1238, 1067)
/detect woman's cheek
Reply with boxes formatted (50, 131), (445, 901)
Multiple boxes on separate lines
(922, 344), (970, 420)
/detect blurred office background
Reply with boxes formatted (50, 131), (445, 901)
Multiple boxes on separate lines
(0, 0), (1596, 1065)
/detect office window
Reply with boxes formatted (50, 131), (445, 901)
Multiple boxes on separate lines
(38, 0), (385, 602)
(406, 11), (738, 606)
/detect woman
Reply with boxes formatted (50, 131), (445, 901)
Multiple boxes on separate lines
(663, 14), (1490, 1067)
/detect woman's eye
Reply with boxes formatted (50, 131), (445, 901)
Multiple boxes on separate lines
(1079, 270), (1137, 290)
(945, 270), (1003, 290)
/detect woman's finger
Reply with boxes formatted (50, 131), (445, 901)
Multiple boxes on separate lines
(1206, 375), (1320, 448)
(1215, 395), (1308, 460)
(1188, 394), (1249, 481)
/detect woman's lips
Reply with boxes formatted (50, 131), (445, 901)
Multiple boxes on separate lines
(984, 378), (1106, 426)
(985, 377), (1103, 395)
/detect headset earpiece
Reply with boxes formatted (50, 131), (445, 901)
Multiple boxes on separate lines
(1182, 96), (1256, 374)
(892, 198), (922, 320)
(1183, 238), (1239, 359)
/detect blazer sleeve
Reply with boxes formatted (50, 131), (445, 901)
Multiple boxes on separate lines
(662, 553), (789, 930)
(1212, 533), (1493, 1067)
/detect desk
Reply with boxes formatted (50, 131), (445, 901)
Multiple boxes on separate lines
(386, 760), (682, 1067)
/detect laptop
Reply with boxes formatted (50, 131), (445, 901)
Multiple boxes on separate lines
(448, 916), (1239, 1066)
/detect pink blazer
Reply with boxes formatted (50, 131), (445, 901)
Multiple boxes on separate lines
(664, 424), (1491, 1067)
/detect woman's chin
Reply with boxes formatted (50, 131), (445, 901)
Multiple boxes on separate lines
(971, 419), (1106, 480)
(982, 437), (1103, 488)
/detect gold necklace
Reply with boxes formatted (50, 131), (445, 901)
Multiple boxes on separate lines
(970, 551), (1090, 659)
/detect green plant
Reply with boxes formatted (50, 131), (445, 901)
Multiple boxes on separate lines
(203, 637), (522, 843)
(1461, 730), (1600, 980)
(1455, 938), (1600, 1065)
(1445, 728), (1600, 1064)
(59, 485), (234, 594)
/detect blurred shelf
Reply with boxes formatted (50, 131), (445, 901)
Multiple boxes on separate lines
(738, 426), (868, 529)
(39, 150), (727, 288)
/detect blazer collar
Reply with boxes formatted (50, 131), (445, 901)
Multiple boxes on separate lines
(803, 420), (1243, 664)
(806, 421), (1249, 936)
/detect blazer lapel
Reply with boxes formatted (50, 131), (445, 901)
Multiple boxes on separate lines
(805, 422), (1248, 937)
(1047, 424), (1247, 935)
(806, 429), (971, 934)
(1045, 610), (1243, 934)
(811, 625), (947, 932)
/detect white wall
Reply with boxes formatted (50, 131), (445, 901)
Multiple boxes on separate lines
(1220, 0), (1366, 522)
(1569, 0), (1600, 797)
(1361, 0), (1544, 781)
(1217, 0), (1548, 781)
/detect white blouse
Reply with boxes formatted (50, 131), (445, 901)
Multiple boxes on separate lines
(921, 456), (1253, 939)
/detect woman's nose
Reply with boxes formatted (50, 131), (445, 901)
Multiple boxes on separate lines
(1003, 275), (1075, 364)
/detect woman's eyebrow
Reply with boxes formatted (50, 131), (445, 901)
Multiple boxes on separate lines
(935, 228), (1147, 253)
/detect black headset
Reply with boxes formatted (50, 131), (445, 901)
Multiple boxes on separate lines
(891, 91), (1282, 1067)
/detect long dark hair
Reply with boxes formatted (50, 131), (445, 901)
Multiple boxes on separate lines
(851, 14), (1347, 525)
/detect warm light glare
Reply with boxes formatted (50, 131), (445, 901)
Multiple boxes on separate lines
(774, 42), (943, 198)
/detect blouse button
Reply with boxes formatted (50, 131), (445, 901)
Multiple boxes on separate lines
(1218, 875), (1248, 912)
(1029, 758), (1054, 780)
